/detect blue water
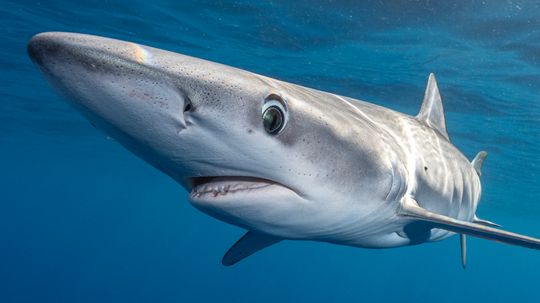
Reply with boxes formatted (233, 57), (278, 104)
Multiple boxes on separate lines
(2, 1), (540, 302)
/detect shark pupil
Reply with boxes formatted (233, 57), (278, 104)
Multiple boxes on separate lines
(263, 106), (283, 134)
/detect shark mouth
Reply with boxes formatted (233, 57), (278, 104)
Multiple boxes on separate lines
(189, 176), (279, 198)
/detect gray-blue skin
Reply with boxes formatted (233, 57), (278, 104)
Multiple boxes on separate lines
(28, 32), (540, 267)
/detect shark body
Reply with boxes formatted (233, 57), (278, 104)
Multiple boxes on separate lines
(28, 32), (540, 267)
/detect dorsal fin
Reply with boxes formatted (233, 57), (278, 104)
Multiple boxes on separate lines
(471, 151), (488, 176)
(417, 73), (449, 140)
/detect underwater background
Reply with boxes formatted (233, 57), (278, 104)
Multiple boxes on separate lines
(1, 0), (540, 302)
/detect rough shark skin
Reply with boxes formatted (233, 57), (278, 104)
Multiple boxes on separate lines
(28, 32), (539, 267)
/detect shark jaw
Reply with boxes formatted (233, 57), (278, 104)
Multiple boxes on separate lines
(187, 176), (306, 232)
(188, 176), (301, 207)
(190, 176), (279, 198)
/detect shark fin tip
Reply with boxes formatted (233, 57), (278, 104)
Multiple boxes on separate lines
(417, 73), (449, 140)
(471, 151), (488, 176)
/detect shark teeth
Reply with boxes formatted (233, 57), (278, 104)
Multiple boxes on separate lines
(190, 177), (275, 198)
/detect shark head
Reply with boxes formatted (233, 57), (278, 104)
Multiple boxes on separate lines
(28, 32), (394, 240)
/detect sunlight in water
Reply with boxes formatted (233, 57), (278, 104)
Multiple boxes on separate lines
(130, 43), (153, 64)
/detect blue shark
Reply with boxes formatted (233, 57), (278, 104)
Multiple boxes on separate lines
(28, 32), (540, 267)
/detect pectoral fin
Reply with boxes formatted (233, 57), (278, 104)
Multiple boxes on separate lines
(400, 202), (540, 250)
(222, 231), (282, 266)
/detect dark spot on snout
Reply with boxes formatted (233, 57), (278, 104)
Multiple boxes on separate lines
(424, 166), (428, 172)
(247, 129), (253, 133)
(27, 41), (43, 65)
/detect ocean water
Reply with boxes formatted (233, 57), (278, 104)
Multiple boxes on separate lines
(2, 1), (540, 302)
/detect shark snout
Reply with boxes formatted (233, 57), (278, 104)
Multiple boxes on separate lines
(27, 34), (45, 65)
(28, 32), (193, 178)
(28, 32), (129, 76)
(27, 32), (66, 67)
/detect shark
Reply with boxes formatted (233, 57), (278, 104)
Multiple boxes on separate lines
(28, 32), (540, 268)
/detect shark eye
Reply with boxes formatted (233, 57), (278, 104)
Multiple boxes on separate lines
(263, 106), (283, 134)
(262, 96), (288, 135)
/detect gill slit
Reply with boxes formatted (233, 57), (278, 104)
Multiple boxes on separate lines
(332, 94), (414, 203)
